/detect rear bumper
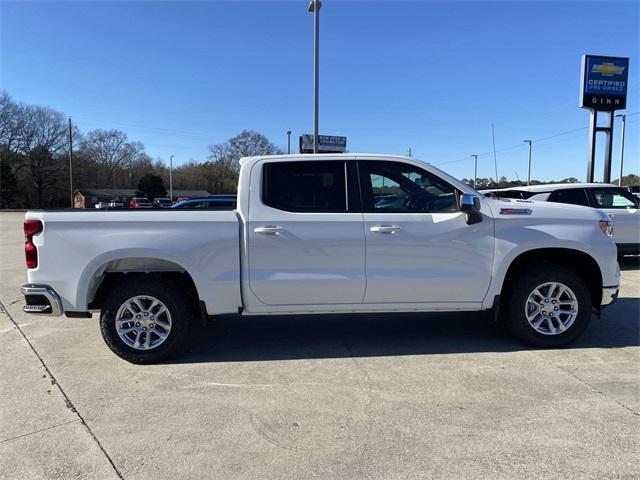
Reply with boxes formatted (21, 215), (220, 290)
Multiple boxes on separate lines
(21, 284), (63, 316)
(601, 286), (619, 308)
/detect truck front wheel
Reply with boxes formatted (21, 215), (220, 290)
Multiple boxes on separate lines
(99, 276), (191, 363)
(503, 265), (592, 347)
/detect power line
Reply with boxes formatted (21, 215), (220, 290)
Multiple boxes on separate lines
(436, 111), (639, 167)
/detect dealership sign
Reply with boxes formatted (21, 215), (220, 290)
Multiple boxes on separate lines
(580, 55), (629, 110)
(299, 134), (347, 154)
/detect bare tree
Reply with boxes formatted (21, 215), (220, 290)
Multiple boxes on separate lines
(12, 105), (68, 207)
(208, 130), (282, 172)
(80, 129), (143, 187)
(0, 92), (25, 156)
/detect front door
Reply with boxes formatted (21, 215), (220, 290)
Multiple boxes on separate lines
(247, 159), (366, 305)
(587, 187), (640, 248)
(358, 159), (494, 305)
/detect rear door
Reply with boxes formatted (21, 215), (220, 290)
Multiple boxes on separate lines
(358, 159), (494, 305)
(587, 187), (640, 246)
(247, 159), (366, 305)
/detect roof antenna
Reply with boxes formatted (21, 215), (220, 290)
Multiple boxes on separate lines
(515, 171), (523, 187)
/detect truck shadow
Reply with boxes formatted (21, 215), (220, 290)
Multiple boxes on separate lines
(174, 297), (639, 364)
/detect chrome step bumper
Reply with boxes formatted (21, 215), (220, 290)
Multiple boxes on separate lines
(21, 284), (63, 316)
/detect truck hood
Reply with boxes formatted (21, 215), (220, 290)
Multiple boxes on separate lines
(482, 197), (610, 222)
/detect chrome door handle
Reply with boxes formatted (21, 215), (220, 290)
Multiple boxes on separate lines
(370, 225), (401, 234)
(254, 225), (285, 235)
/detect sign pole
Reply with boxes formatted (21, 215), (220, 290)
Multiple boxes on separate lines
(602, 112), (614, 184)
(586, 110), (598, 183)
(580, 55), (629, 183)
(615, 114), (626, 185)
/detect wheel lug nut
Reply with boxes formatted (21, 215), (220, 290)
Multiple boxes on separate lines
(143, 327), (147, 331)
(136, 322), (140, 326)
(144, 312), (148, 316)
(150, 323), (155, 328)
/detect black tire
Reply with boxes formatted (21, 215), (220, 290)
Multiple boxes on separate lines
(100, 276), (192, 364)
(502, 264), (592, 348)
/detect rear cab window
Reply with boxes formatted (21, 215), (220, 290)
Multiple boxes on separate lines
(262, 160), (360, 213)
(547, 188), (590, 207)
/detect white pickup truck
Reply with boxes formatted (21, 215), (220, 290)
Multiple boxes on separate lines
(22, 154), (620, 363)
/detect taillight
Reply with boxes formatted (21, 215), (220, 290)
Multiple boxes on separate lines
(24, 219), (43, 269)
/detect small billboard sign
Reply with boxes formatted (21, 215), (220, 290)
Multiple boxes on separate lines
(299, 134), (347, 154)
(580, 55), (629, 110)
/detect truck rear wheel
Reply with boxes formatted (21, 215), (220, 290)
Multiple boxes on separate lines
(503, 265), (592, 347)
(99, 276), (191, 364)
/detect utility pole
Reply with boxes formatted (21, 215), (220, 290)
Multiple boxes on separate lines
(287, 131), (292, 154)
(169, 155), (174, 202)
(408, 148), (412, 158)
(471, 154), (478, 189)
(308, 0), (320, 153)
(491, 123), (499, 186)
(523, 139), (532, 185)
(615, 114), (626, 186)
(68, 117), (74, 207)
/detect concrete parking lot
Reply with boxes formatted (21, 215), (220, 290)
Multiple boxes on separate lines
(0, 211), (638, 480)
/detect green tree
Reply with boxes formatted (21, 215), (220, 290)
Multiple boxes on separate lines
(136, 174), (166, 200)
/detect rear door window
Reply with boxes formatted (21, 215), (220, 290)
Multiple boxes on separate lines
(262, 161), (348, 213)
(547, 188), (590, 207)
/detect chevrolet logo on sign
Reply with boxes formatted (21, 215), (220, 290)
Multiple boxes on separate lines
(591, 62), (625, 76)
(581, 55), (629, 111)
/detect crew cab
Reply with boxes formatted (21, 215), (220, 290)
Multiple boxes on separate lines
(21, 154), (620, 363)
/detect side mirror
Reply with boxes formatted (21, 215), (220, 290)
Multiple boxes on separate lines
(460, 193), (481, 213)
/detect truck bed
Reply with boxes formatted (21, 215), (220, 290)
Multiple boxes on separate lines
(25, 209), (242, 315)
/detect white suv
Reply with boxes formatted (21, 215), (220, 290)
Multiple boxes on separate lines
(490, 183), (639, 256)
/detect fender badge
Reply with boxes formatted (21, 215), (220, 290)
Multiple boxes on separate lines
(500, 208), (532, 215)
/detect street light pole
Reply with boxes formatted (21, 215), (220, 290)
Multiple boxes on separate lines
(287, 130), (292, 154)
(471, 154), (478, 189)
(523, 139), (532, 185)
(615, 114), (626, 186)
(68, 117), (74, 207)
(308, 0), (320, 154)
(169, 155), (174, 202)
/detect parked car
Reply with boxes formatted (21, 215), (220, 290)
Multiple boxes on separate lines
(171, 195), (236, 210)
(129, 197), (152, 209)
(153, 198), (173, 208)
(108, 200), (124, 208)
(94, 202), (109, 210)
(489, 183), (639, 256)
(22, 154), (619, 363)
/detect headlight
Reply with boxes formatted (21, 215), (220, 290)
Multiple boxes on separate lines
(599, 219), (614, 237)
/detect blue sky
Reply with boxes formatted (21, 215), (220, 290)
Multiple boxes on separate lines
(1, 0), (638, 182)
